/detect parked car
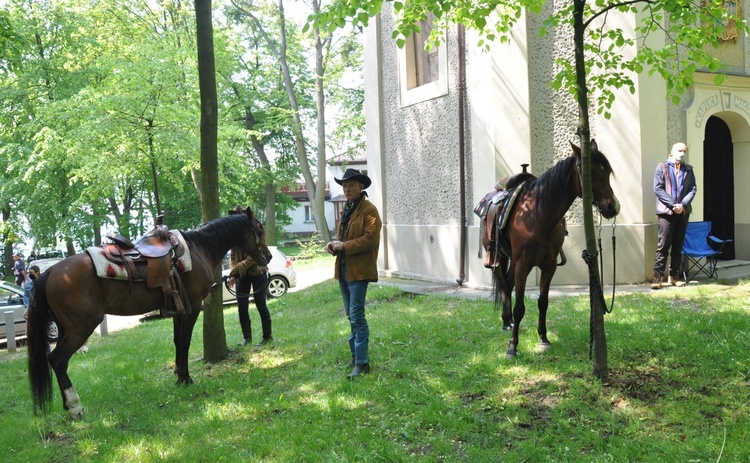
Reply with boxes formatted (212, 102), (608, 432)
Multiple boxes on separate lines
(0, 280), (59, 344)
(31, 257), (63, 273)
(222, 246), (297, 303)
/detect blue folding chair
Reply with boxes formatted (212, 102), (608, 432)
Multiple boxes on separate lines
(681, 221), (732, 282)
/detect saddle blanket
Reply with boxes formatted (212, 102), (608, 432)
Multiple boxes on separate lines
(86, 230), (192, 280)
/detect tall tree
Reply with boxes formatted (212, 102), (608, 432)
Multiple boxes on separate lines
(316, 0), (745, 379)
(231, 0), (360, 243)
(195, 0), (228, 362)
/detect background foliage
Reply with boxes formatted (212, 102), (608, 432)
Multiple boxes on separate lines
(0, 0), (364, 265)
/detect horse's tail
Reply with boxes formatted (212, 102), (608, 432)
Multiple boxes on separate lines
(28, 271), (53, 414)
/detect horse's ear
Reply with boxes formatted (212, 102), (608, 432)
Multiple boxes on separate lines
(591, 139), (598, 152)
(569, 141), (581, 158)
(245, 208), (255, 221)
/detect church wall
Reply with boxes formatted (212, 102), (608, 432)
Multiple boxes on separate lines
(365, 2), (750, 288)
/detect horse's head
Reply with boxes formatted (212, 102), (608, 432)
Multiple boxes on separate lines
(231, 205), (273, 266)
(570, 140), (620, 219)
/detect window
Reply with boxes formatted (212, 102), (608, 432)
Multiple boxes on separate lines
(304, 205), (313, 223)
(399, 13), (448, 106)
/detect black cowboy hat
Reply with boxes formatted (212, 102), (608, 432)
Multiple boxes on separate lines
(227, 204), (247, 215)
(334, 168), (371, 189)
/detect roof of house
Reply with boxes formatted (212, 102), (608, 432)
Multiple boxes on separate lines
(328, 151), (367, 167)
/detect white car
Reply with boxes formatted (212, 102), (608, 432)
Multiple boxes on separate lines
(0, 280), (59, 344)
(222, 246), (297, 302)
(29, 257), (63, 273)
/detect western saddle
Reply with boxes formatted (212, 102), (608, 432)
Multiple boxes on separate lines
(103, 215), (189, 316)
(475, 165), (537, 268)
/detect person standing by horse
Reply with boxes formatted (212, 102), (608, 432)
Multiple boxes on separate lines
(226, 205), (273, 346)
(326, 169), (382, 378)
(23, 264), (40, 334)
(651, 142), (697, 289)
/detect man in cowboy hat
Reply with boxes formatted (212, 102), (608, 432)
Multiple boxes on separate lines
(326, 168), (382, 378)
(226, 204), (273, 346)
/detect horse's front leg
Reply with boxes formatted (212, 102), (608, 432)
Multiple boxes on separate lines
(173, 308), (200, 385)
(537, 266), (557, 352)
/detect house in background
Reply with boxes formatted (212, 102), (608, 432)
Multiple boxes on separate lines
(280, 181), (334, 239)
(281, 152), (367, 240)
(362, 3), (749, 288)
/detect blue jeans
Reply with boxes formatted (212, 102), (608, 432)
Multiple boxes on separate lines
(339, 266), (369, 365)
(23, 279), (33, 308)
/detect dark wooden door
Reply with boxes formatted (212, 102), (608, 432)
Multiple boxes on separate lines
(703, 116), (735, 259)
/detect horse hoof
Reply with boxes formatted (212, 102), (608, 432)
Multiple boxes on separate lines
(68, 407), (84, 420)
(539, 342), (552, 352)
(505, 351), (517, 360)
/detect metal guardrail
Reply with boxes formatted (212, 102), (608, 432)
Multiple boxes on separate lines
(4, 311), (17, 353)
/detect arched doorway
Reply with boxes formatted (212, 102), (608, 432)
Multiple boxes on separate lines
(703, 115), (735, 259)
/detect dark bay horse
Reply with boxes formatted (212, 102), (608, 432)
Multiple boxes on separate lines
(482, 141), (620, 359)
(28, 208), (271, 419)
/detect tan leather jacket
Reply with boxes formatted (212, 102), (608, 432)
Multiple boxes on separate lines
(334, 198), (381, 282)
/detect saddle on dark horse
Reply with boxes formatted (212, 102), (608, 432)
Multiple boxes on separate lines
(475, 164), (537, 269)
(102, 215), (190, 317)
(476, 164), (568, 269)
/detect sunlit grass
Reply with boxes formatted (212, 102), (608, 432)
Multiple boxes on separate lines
(2, 279), (750, 462)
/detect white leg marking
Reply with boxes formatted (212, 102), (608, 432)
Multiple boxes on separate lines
(63, 387), (84, 420)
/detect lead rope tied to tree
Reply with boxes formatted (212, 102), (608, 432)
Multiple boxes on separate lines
(582, 248), (603, 360)
(585, 214), (617, 359)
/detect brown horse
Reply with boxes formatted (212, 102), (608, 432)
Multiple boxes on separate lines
(28, 208), (271, 419)
(482, 141), (619, 359)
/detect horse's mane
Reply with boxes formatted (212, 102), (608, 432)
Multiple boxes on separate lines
(524, 147), (613, 207)
(181, 214), (259, 257)
(525, 156), (578, 207)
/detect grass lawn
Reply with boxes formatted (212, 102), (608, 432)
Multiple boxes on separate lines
(2, 278), (749, 462)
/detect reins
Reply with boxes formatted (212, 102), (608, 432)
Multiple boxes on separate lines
(597, 214), (616, 314)
(222, 274), (270, 299)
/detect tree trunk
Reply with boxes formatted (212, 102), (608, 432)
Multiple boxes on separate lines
(195, 0), (228, 362)
(313, 0), (332, 243)
(231, 0), (332, 241)
(573, 0), (607, 380)
(244, 106), (277, 245)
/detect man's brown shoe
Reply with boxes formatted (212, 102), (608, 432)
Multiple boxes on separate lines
(668, 276), (686, 287)
(651, 275), (662, 290)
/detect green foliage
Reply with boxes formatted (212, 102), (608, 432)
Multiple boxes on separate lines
(294, 234), (328, 259)
(315, 0), (747, 115)
(0, 0), (364, 250)
(2, 281), (750, 461)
